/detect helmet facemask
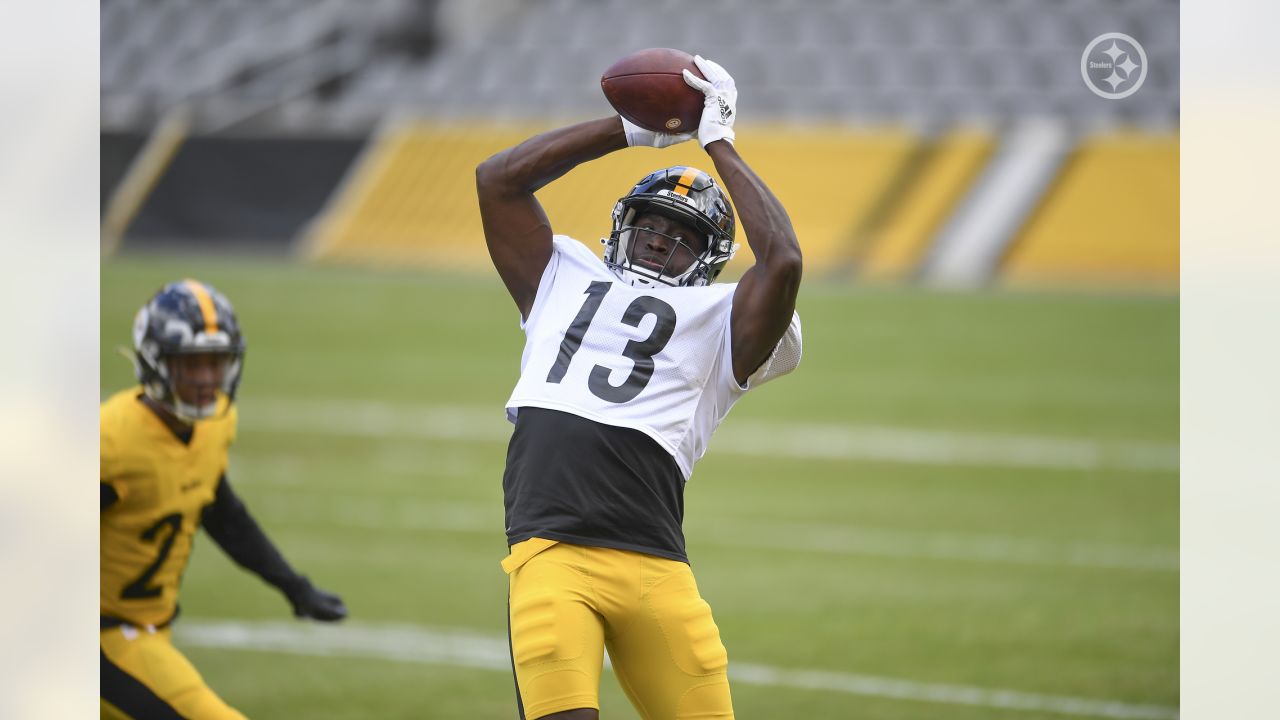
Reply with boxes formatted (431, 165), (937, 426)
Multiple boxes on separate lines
(606, 209), (724, 288)
(139, 348), (243, 422)
(602, 167), (738, 288)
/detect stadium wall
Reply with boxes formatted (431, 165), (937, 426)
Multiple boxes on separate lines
(105, 136), (366, 253)
(103, 125), (1178, 289)
(100, 132), (148, 218)
(1002, 132), (1180, 288)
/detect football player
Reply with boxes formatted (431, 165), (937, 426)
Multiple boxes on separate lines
(476, 56), (802, 719)
(100, 279), (347, 719)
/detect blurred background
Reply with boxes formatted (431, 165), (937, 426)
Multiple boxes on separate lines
(100, 0), (1178, 288)
(99, 1), (1178, 718)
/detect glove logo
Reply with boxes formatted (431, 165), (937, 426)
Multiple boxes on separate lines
(717, 97), (732, 123)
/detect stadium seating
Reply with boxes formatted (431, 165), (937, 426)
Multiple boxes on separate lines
(101, 0), (1179, 288)
(101, 0), (1179, 130)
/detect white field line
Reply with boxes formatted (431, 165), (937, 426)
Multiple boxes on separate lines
(241, 397), (1178, 473)
(253, 492), (1179, 573)
(175, 619), (1179, 720)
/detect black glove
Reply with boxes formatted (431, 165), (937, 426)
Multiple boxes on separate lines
(285, 576), (347, 621)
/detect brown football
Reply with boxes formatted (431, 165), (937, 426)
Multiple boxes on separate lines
(601, 48), (706, 134)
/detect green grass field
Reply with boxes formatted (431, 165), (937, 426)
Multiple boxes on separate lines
(101, 254), (1178, 719)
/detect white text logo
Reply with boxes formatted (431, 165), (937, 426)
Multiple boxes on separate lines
(1081, 33), (1148, 100)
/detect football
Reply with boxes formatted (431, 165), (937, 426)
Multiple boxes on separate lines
(600, 48), (706, 134)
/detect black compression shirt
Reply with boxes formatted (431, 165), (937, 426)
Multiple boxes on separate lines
(502, 407), (688, 562)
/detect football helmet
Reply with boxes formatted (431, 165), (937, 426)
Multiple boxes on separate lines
(602, 166), (738, 288)
(131, 279), (245, 422)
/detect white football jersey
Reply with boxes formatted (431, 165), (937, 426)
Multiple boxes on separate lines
(506, 236), (802, 480)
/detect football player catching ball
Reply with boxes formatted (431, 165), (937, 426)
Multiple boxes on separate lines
(477, 55), (803, 719)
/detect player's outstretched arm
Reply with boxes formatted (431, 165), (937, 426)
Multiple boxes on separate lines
(476, 118), (628, 319)
(685, 56), (803, 383)
(201, 475), (347, 621)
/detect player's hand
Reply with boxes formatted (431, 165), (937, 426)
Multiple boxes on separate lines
(682, 55), (737, 148)
(620, 116), (695, 149)
(286, 577), (347, 621)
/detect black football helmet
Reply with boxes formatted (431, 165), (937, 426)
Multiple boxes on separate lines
(131, 279), (245, 421)
(602, 166), (738, 288)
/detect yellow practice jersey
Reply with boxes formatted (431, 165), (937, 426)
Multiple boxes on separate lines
(100, 387), (238, 627)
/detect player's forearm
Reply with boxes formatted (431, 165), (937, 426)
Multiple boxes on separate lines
(477, 116), (627, 194)
(705, 141), (803, 275)
(201, 476), (303, 591)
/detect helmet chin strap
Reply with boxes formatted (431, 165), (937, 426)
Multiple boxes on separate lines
(172, 397), (218, 422)
(613, 265), (661, 288)
(619, 264), (708, 288)
(141, 380), (216, 424)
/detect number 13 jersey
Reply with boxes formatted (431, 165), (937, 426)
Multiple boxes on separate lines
(508, 236), (802, 478)
(503, 237), (802, 560)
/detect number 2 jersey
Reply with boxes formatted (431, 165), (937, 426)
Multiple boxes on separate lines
(504, 236), (802, 562)
(100, 388), (236, 627)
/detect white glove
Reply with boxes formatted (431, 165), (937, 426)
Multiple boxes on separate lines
(682, 55), (737, 148)
(621, 116), (695, 149)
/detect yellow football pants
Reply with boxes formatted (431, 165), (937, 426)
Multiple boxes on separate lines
(101, 625), (246, 720)
(504, 538), (734, 719)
